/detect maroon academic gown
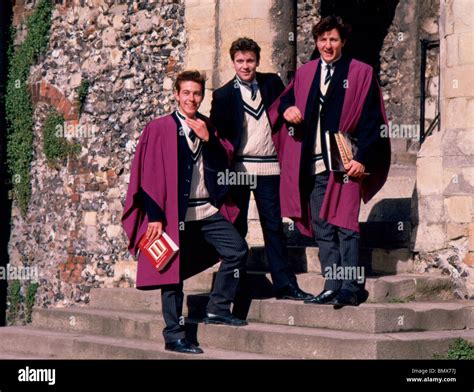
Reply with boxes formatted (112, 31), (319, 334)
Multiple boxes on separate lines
(268, 58), (390, 236)
(121, 114), (238, 289)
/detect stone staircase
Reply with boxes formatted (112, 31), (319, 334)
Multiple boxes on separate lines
(0, 276), (473, 359)
(1, 154), (473, 359)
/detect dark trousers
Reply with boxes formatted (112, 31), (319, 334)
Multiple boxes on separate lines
(309, 171), (363, 294)
(231, 175), (297, 291)
(161, 212), (248, 343)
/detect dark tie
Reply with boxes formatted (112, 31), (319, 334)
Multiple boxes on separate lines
(241, 80), (258, 100)
(189, 129), (197, 143)
(324, 64), (333, 85)
(250, 84), (258, 100)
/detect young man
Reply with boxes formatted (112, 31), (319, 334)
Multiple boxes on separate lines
(269, 16), (391, 308)
(122, 70), (249, 355)
(210, 37), (313, 301)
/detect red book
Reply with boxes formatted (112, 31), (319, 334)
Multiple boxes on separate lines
(137, 232), (179, 271)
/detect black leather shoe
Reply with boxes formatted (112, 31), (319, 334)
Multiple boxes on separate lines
(203, 313), (248, 326)
(276, 284), (314, 301)
(304, 289), (338, 305)
(165, 339), (204, 354)
(331, 289), (359, 309)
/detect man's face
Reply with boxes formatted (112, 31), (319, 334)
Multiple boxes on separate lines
(232, 51), (259, 82)
(174, 81), (203, 118)
(316, 28), (345, 64)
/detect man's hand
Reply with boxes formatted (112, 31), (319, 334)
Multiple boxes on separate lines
(185, 118), (209, 142)
(283, 106), (303, 124)
(344, 160), (366, 178)
(146, 221), (163, 243)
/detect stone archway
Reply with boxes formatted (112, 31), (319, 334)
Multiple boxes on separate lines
(320, 0), (399, 74)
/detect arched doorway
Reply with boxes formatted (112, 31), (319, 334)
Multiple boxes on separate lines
(318, 0), (399, 74)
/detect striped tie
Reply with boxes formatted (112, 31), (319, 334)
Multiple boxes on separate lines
(324, 64), (333, 85)
(189, 129), (197, 143)
(250, 84), (258, 100)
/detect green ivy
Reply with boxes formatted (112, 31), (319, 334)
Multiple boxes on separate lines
(25, 282), (39, 324)
(6, 280), (21, 325)
(434, 338), (474, 360)
(77, 77), (90, 115)
(43, 109), (80, 165)
(5, 0), (53, 215)
(6, 280), (39, 325)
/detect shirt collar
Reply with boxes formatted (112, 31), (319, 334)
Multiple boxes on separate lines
(175, 109), (197, 121)
(236, 75), (258, 88)
(321, 54), (342, 69)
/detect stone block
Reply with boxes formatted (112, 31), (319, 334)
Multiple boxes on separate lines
(463, 252), (474, 267)
(444, 196), (472, 223)
(416, 156), (443, 195)
(452, 0), (474, 34)
(444, 97), (474, 131)
(372, 248), (414, 274)
(418, 129), (443, 157)
(134, 11), (153, 34)
(113, 261), (137, 282)
(458, 31), (474, 65)
(185, 3), (216, 30)
(106, 225), (122, 238)
(444, 65), (474, 98)
(422, 17), (439, 35)
(243, 0), (272, 19)
(462, 167), (474, 188)
(102, 27), (117, 47)
(457, 129), (474, 155)
(69, 73), (82, 89)
(83, 211), (97, 226)
(412, 223), (446, 252)
(110, 48), (122, 67)
(469, 223), (474, 251)
(112, 14), (124, 30)
(85, 226), (98, 243)
(417, 194), (444, 223)
(446, 33), (459, 68)
(447, 223), (468, 240)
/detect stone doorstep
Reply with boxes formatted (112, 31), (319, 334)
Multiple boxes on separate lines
(0, 326), (281, 360)
(246, 245), (413, 274)
(116, 246), (416, 286)
(183, 271), (448, 303)
(26, 307), (474, 359)
(32, 296), (474, 336)
(92, 273), (452, 315)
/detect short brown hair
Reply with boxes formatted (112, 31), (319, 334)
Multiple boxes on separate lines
(229, 37), (261, 62)
(312, 16), (351, 42)
(174, 70), (206, 95)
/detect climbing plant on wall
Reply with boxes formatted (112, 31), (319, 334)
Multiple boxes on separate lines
(5, 0), (53, 215)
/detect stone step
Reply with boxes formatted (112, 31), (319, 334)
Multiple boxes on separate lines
(279, 221), (411, 249)
(32, 297), (473, 336)
(0, 326), (281, 360)
(246, 245), (414, 275)
(28, 307), (474, 359)
(0, 351), (55, 359)
(117, 246), (414, 286)
(360, 221), (411, 249)
(391, 152), (417, 167)
(359, 196), (412, 223)
(244, 300), (473, 333)
(246, 245), (322, 273)
(91, 273), (453, 315)
(184, 270), (452, 303)
(296, 273), (454, 303)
